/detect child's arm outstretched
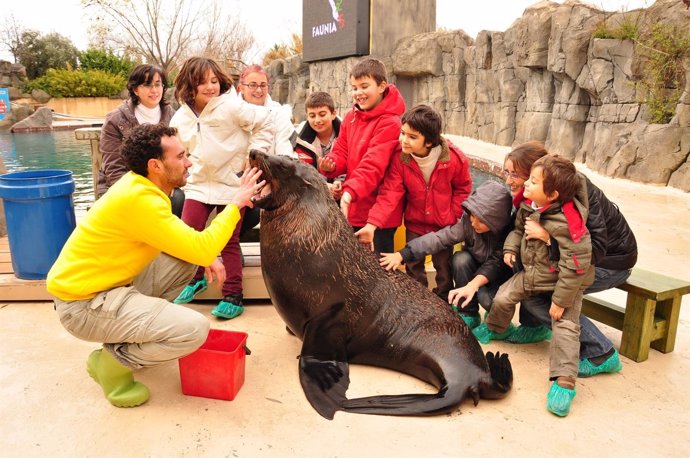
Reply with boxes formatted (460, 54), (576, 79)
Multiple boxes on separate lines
(448, 274), (489, 307)
(379, 252), (403, 271)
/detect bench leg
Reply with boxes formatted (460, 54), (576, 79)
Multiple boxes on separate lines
(620, 295), (656, 362)
(650, 296), (681, 354)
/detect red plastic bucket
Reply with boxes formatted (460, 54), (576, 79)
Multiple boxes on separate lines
(178, 329), (248, 401)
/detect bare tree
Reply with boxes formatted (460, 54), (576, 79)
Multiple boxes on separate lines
(0, 13), (25, 63)
(82, 0), (255, 73)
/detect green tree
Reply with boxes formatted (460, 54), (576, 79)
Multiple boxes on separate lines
(79, 48), (138, 78)
(16, 31), (80, 79)
(26, 68), (126, 97)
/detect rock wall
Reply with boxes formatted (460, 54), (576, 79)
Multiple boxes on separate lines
(268, 0), (690, 191)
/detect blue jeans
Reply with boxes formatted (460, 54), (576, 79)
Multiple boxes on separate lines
(520, 267), (632, 360)
(451, 251), (502, 315)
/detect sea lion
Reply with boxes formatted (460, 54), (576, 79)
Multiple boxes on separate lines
(248, 150), (512, 419)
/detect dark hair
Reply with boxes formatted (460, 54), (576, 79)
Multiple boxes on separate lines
(506, 140), (549, 178)
(305, 91), (335, 112)
(239, 64), (269, 85)
(127, 64), (169, 108)
(174, 57), (233, 108)
(532, 155), (579, 203)
(350, 57), (388, 85)
(121, 124), (178, 177)
(401, 104), (443, 147)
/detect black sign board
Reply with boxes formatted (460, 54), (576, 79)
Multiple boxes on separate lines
(302, 0), (371, 62)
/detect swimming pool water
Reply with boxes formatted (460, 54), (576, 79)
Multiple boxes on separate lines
(0, 130), (503, 212)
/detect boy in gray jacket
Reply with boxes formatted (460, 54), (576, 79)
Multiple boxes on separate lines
(473, 155), (594, 417)
(379, 180), (513, 329)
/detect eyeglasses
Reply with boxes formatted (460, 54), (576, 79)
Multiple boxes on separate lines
(242, 82), (269, 91)
(502, 170), (526, 180)
(141, 82), (163, 89)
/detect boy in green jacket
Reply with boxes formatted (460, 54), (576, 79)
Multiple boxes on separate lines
(473, 155), (594, 417)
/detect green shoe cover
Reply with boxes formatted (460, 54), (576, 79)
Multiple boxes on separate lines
(506, 325), (553, 344)
(546, 381), (576, 417)
(450, 305), (482, 329)
(578, 349), (623, 377)
(472, 322), (517, 344)
(173, 278), (208, 304)
(86, 349), (149, 408)
(211, 300), (244, 320)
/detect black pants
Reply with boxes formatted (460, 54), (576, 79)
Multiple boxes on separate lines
(352, 226), (396, 255)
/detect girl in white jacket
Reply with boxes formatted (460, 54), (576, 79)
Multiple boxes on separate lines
(170, 57), (274, 320)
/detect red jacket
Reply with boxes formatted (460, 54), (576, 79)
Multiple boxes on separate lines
(368, 138), (472, 235)
(323, 84), (406, 228)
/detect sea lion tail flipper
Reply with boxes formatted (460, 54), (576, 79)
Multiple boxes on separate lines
(299, 356), (350, 420)
(341, 386), (460, 417)
(480, 351), (513, 399)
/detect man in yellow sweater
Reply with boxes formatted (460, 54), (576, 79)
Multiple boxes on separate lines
(47, 124), (264, 408)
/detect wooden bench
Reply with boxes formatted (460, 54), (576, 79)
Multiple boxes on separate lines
(582, 268), (690, 362)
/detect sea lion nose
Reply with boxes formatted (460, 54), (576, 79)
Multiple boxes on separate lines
(249, 149), (259, 163)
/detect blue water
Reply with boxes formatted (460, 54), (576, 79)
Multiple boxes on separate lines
(0, 130), (94, 210)
(0, 129), (502, 212)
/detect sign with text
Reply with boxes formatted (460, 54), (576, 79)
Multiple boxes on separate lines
(0, 88), (9, 121)
(302, 0), (370, 63)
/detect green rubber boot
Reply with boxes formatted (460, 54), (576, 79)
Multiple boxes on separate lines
(86, 349), (150, 408)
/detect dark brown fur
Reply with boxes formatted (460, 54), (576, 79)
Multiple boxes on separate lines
(248, 151), (512, 419)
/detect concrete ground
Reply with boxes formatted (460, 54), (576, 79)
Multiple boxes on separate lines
(2, 136), (690, 457)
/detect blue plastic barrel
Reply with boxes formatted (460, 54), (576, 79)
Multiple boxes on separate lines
(0, 170), (76, 280)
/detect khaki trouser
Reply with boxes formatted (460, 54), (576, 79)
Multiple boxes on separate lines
(54, 253), (209, 369)
(487, 272), (582, 380)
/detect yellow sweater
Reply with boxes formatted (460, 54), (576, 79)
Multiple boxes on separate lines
(47, 172), (241, 301)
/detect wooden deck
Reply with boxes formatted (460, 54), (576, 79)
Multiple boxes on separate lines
(0, 236), (269, 302)
(0, 236), (52, 301)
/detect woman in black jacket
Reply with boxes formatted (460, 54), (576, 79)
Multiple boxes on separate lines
(504, 141), (637, 377)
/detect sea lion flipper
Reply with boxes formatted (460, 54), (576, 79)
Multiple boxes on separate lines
(480, 351), (513, 399)
(299, 355), (350, 420)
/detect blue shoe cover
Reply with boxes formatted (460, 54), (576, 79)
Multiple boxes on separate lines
(451, 305), (481, 329)
(211, 300), (244, 320)
(546, 381), (576, 417)
(472, 322), (516, 344)
(173, 278), (208, 304)
(461, 314), (482, 330)
(506, 325), (552, 344)
(578, 349), (623, 377)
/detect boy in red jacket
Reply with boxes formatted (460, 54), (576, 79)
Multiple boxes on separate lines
(359, 104), (472, 300)
(319, 58), (406, 253)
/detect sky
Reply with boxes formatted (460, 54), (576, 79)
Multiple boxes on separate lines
(0, 0), (651, 63)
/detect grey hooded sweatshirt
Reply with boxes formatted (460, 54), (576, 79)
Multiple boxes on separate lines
(400, 180), (513, 285)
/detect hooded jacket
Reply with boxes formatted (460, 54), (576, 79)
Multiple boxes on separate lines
(514, 173), (637, 271)
(169, 87), (274, 205)
(505, 193), (595, 309)
(367, 137), (472, 234)
(323, 84), (406, 227)
(97, 99), (175, 197)
(400, 180), (513, 285)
